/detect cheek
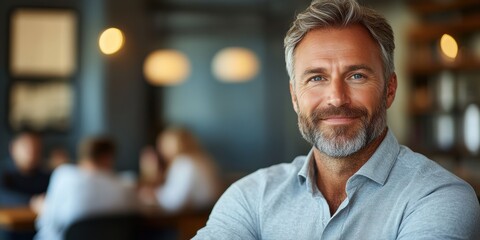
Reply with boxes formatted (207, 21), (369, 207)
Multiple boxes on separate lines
(13, 146), (30, 160)
(351, 87), (385, 114)
(297, 89), (323, 113)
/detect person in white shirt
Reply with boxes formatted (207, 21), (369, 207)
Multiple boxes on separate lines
(34, 137), (138, 240)
(139, 127), (220, 213)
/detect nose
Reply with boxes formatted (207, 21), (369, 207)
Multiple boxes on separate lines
(327, 78), (350, 107)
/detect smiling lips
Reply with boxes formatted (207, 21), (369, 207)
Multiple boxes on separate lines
(311, 106), (368, 126)
(321, 115), (358, 125)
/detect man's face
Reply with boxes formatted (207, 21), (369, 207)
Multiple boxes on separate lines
(290, 25), (396, 158)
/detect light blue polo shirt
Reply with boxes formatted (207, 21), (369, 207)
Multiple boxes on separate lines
(194, 130), (480, 239)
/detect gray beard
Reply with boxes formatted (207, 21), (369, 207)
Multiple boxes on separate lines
(297, 100), (386, 158)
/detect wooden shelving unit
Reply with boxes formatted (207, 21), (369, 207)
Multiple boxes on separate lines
(406, 0), (480, 192)
(407, 0), (480, 15)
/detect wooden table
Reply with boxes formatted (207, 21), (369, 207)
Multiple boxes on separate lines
(0, 206), (210, 239)
(0, 207), (37, 231)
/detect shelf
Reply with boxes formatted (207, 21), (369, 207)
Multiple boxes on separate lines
(406, 0), (480, 165)
(408, 0), (480, 15)
(408, 14), (480, 44)
(407, 56), (480, 75)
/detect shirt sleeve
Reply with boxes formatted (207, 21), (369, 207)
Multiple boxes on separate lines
(397, 180), (480, 240)
(155, 157), (196, 212)
(193, 184), (259, 240)
(35, 165), (74, 238)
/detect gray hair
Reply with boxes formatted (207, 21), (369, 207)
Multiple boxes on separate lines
(284, 0), (395, 83)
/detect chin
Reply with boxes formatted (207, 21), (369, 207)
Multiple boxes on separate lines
(320, 123), (362, 139)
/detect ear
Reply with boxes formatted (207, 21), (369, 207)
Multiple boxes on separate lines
(386, 73), (397, 109)
(289, 81), (299, 114)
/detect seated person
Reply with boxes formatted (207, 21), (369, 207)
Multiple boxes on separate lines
(194, 0), (480, 239)
(0, 132), (50, 207)
(139, 127), (220, 213)
(34, 136), (138, 240)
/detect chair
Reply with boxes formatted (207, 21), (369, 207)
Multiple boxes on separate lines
(63, 214), (140, 240)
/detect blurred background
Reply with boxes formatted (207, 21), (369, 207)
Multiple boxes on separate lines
(1, 0), (480, 204)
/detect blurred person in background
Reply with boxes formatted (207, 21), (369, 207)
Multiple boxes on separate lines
(34, 136), (138, 240)
(138, 145), (163, 188)
(0, 132), (50, 207)
(139, 127), (220, 213)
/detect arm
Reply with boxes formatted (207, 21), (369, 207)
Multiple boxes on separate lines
(193, 184), (259, 240)
(35, 166), (72, 235)
(397, 181), (480, 240)
(155, 157), (196, 212)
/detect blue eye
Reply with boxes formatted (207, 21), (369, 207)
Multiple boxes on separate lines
(351, 73), (364, 80)
(310, 76), (324, 82)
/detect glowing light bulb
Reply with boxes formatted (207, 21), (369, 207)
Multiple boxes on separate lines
(212, 47), (260, 83)
(99, 28), (124, 55)
(440, 34), (458, 60)
(143, 50), (190, 86)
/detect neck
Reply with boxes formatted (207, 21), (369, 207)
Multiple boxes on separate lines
(314, 128), (387, 215)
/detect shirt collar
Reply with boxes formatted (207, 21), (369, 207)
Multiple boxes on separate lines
(297, 129), (400, 188)
(297, 148), (319, 194)
(354, 129), (400, 185)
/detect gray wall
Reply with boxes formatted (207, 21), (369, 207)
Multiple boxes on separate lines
(154, 1), (311, 174)
(103, 0), (151, 171)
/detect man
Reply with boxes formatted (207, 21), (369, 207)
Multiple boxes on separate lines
(194, 0), (480, 239)
(0, 132), (50, 206)
(34, 137), (138, 240)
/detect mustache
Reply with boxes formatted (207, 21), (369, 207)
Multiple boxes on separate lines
(311, 106), (368, 122)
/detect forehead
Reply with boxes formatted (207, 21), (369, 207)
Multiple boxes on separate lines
(293, 25), (382, 75)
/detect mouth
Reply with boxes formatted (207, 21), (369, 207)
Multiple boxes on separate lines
(321, 115), (359, 125)
(310, 106), (368, 127)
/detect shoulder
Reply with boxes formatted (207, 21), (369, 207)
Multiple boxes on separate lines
(51, 164), (79, 177)
(394, 146), (479, 219)
(166, 155), (196, 175)
(232, 156), (306, 198)
(49, 164), (81, 185)
(195, 156), (307, 239)
(0, 163), (21, 178)
(395, 146), (469, 189)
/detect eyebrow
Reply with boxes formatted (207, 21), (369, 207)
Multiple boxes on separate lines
(301, 64), (376, 79)
(346, 64), (375, 74)
(301, 67), (327, 79)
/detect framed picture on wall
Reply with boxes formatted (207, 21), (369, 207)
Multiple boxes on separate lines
(9, 81), (73, 132)
(9, 8), (77, 77)
(7, 7), (77, 132)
